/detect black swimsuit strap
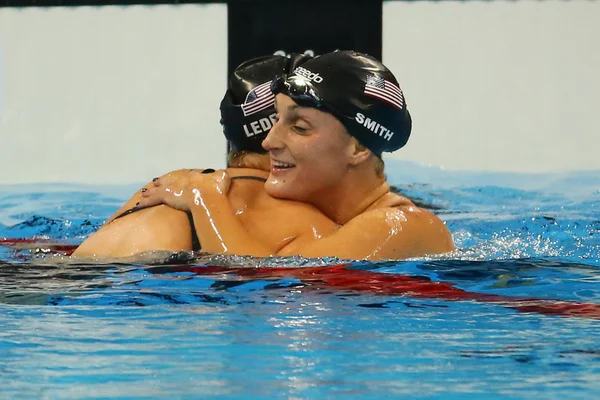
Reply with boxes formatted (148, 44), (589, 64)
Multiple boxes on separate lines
(186, 212), (201, 252)
(108, 174), (266, 252)
(230, 175), (267, 183)
(110, 206), (201, 252)
(111, 205), (151, 221)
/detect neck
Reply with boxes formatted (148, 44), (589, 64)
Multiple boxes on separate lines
(310, 168), (390, 225)
(227, 153), (271, 177)
(227, 167), (270, 180)
(229, 152), (270, 171)
(226, 167), (270, 211)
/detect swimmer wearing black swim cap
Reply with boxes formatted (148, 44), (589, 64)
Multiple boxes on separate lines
(258, 49), (453, 258)
(82, 50), (452, 261)
(270, 50), (412, 156)
(220, 53), (312, 154)
(74, 52), (341, 259)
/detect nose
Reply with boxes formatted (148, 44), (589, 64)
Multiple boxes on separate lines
(262, 117), (283, 152)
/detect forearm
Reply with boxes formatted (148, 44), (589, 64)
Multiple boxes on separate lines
(188, 190), (273, 257)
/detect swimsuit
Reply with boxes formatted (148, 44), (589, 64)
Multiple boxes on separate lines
(110, 175), (268, 252)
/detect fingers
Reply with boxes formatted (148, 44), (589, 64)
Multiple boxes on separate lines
(141, 186), (157, 198)
(136, 190), (164, 208)
(138, 186), (162, 207)
(145, 168), (229, 197)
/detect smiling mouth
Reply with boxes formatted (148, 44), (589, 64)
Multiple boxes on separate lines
(271, 160), (296, 170)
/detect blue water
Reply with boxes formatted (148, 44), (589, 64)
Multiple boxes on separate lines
(1, 161), (599, 399)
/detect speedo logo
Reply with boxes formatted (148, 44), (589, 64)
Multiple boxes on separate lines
(292, 67), (323, 83)
(355, 112), (394, 141)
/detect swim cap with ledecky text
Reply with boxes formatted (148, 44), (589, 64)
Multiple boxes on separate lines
(220, 53), (312, 153)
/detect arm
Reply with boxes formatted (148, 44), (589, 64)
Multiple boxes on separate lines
(138, 169), (275, 256)
(139, 170), (453, 259)
(187, 186), (275, 256)
(105, 168), (215, 224)
(277, 206), (454, 260)
(188, 200), (452, 259)
(75, 169), (216, 258)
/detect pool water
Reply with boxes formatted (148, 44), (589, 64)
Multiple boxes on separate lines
(1, 160), (599, 399)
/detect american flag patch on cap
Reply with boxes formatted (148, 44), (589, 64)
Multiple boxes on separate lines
(364, 75), (405, 110)
(241, 81), (274, 117)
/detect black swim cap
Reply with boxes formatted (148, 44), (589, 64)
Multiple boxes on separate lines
(220, 54), (312, 153)
(271, 50), (412, 156)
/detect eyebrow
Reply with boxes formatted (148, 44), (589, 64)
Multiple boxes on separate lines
(274, 99), (311, 123)
(274, 99), (300, 112)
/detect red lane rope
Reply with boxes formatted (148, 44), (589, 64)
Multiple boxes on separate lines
(0, 238), (78, 256)
(179, 264), (600, 320)
(2, 238), (598, 319)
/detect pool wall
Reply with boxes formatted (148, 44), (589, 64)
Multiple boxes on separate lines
(0, 1), (597, 184)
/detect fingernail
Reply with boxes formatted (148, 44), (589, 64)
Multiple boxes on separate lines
(141, 188), (147, 192)
(202, 168), (215, 174)
(152, 177), (158, 182)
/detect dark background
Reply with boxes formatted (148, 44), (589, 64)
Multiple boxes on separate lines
(227, 0), (382, 75)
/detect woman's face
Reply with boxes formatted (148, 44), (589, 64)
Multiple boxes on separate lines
(262, 94), (355, 201)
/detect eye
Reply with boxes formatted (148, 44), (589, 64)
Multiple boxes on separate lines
(293, 125), (308, 134)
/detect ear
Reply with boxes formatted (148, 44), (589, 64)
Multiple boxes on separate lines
(348, 140), (372, 167)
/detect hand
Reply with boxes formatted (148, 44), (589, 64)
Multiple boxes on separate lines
(137, 169), (231, 211)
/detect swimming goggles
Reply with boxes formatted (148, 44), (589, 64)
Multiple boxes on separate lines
(270, 74), (323, 109)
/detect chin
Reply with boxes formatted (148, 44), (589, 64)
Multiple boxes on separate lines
(265, 178), (309, 201)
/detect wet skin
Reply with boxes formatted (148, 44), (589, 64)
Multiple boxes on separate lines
(134, 95), (454, 260)
(74, 164), (338, 258)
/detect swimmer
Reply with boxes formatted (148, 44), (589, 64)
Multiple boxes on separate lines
(73, 54), (338, 258)
(138, 50), (454, 260)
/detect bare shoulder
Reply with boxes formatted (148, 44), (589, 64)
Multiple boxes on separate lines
(74, 205), (192, 257)
(358, 192), (454, 255)
(373, 191), (416, 208)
